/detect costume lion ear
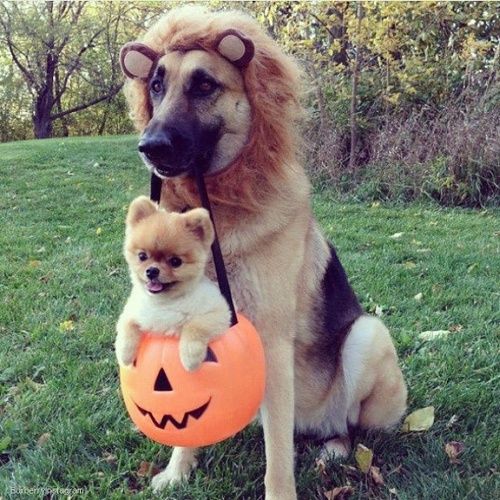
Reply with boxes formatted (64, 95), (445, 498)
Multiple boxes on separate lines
(120, 42), (159, 80)
(215, 29), (254, 68)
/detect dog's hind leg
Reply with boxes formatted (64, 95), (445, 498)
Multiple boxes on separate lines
(320, 316), (407, 460)
(151, 447), (198, 493)
(321, 435), (351, 460)
(342, 316), (407, 431)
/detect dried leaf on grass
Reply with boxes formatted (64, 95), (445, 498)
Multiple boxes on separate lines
(447, 414), (458, 428)
(59, 320), (75, 332)
(136, 461), (161, 478)
(37, 433), (51, 446)
(445, 441), (465, 464)
(0, 436), (12, 452)
(315, 457), (327, 475)
(355, 444), (373, 473)
(467, 263), (478, 273)
(401, 406), (435, 432)
(102, 452), (117, 464)
(418, 330), (449, 341)
(324, 486), (354, 499)
(369, 465), (384, 485)
(389, 232), (404, 239)
(25, 378), (45, 391)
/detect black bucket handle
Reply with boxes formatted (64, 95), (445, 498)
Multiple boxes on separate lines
(150, 170), (238, 326)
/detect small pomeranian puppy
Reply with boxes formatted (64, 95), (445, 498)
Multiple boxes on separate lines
(115, 196), (231, 371)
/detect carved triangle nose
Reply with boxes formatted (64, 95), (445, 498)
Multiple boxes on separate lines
(154, 368), (173, 392)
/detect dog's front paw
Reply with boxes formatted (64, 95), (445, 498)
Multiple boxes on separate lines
(115, 341), (136, 367)
(151, 458), (198, 492)
(179, 338), (206, 372)
(265, 474), (297, 500)
(265, 490), (297, 500)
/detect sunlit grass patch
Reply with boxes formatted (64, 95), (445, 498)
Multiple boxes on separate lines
(0, 136), (498, 499)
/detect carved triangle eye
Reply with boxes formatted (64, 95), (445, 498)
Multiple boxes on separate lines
(154, 368), (173, 391)
(204, 347), (218, 363)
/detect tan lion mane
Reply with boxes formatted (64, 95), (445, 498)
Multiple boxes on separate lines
(124, 5), (304, 211)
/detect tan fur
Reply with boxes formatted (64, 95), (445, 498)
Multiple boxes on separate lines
(123, 7), (406, 499)
(148, 49), (252, 173)
(152, 447), (198, 492)
(125, 5), (303, 212)
(115, 197), (231, 372)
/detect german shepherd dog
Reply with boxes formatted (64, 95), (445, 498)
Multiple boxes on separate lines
(120, 6), (407, 499)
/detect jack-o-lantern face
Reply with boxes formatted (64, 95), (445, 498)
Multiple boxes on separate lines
(119, 314), (265, 447)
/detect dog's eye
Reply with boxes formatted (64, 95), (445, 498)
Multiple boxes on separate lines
(138, 252), (148, 261)
(169, 256), (183, 268)
(150, 79), (163, 94)
(191, 79), (217, 97)
(198, 80), (214, 93)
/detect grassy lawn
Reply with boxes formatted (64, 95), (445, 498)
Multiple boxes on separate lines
(0, 135), (498, 499)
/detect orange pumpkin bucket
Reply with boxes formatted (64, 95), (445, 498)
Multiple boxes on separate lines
(119, 170), (265, 447)
(120, 314), (265, 447)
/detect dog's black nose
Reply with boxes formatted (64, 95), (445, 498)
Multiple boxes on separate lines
(146, 267), (159, 279)
(138, 127), (193, 170)
(138, 132), (173, 164)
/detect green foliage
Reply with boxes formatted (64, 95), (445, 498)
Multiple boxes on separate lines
(257, 1), (498, 109)
(0, 1), (172, 139)
(271, 1), (499, 207)
(0, 1), (497, 206)
(0, 136), (498, 498)
(0, 54), (32, 142)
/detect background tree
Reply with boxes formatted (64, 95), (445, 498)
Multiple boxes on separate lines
(0, 1), (497, 205)
(0, 1), (132, 138)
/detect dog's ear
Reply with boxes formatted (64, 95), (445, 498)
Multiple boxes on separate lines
(127, 196), (158, 226)
(120, 42), (159, 80)
(215, 29), (254, 68)
(182, 208), (215, 246)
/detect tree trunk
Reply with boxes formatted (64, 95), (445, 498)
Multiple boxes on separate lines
(33, 3), (56, 139)
(97, 97), (112, 135)
(33, 87), (53, 139)
(54, 69), (69, 136)
(310, 64), (327, 136)
(349, 3), (363, 171)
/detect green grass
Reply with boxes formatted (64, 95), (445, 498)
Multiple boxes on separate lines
(0, 135), (498, 499)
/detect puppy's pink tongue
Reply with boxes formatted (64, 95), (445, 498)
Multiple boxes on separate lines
(147, 281), (163, 292)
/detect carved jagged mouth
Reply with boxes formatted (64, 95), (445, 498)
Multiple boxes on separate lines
(134, 398), (211, 430)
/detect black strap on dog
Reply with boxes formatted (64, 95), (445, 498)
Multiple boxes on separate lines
(150, 171), (238, 326)
(150, 173), (162, 204)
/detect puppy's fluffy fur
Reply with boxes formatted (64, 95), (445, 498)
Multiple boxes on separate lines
(115, 196), (231, 371)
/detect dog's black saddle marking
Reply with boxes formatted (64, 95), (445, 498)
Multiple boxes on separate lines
(310, 243), (363, 367)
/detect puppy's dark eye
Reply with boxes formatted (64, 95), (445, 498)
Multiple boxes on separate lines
(138, 252), (148, 262)
(169, 256), (182, 268)
(150, 79), (163, 94)
(204, 347), (218, 363)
